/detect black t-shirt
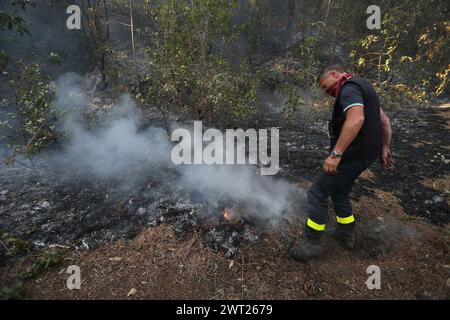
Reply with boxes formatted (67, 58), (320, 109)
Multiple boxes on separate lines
(338, 83), (365, 113)
(330, 77), (382, 161)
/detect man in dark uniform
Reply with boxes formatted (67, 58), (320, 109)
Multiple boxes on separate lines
(291, 65), (394, 261)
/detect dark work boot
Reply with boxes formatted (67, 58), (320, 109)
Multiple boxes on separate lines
(291, 237), (323, 262)
(334, 224), (356, 250)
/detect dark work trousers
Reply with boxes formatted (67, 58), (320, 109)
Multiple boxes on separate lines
(305, 157), (376, 239)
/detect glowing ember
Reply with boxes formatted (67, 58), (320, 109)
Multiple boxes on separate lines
(223, 207), (234, 221)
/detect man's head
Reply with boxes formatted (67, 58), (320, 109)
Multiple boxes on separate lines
(317, 65), (347, 97)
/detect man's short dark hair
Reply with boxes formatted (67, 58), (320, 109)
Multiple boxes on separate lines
(317, 64), (345, 82)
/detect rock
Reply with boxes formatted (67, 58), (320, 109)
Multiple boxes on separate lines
(81, 239), (90, 250)
(127, 288), (137, 296)
(241, 225), (259, 243)
(36, 200), (51, 209)
(136, 207), (146, 215)
(204, 226), (241, 258)
(109, 257), (122, 262)
(362, 217), (392, 255)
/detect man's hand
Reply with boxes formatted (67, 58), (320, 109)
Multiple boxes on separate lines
(323, 156), (341, 174)
(379, 146), (394, 169)
(379, 109), (393, 170)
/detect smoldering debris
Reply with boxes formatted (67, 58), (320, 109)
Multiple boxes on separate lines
(204, 227), (241, 258)
(203, 223), (262, 258)
(0, 72), (307, 259)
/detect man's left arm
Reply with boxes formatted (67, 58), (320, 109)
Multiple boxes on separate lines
(323, 107), (364, 174)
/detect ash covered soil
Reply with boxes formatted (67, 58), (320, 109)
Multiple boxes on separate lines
(1, 102), (450, 299)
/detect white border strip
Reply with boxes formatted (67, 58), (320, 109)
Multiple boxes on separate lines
(343, 103), (364, 112)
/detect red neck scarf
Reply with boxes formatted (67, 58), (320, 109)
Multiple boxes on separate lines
(326, 72), (354, 97)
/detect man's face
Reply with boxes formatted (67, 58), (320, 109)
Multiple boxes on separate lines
(319, 71), (342, 95)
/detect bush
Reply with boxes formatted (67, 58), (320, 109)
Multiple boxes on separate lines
(138, 0), (258, 128)
(1, 61), (57, 165)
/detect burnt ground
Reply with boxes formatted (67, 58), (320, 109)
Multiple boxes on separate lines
(0, 101), (449, 299)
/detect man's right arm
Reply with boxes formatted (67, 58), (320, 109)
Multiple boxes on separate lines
(380, 108), (394, 169)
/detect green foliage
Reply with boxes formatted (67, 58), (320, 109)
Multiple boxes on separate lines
(258, 54), (306, 89)
(47, 52), (62, 66)
(0, 49), (9, 65)
(238, 0), (275, 61)
(373, 81), (427, 110)
(189, 61), (258, 127)
(0, 250), (63, 300)
(139, 0), (257, 127)
(1, 233), (32, 257)
(18, 251), (63, 281)
(77, 0), (110, 84)
(0, 0), (33, 67)
(435, 64), (449, 97)
(349, 32), (396, 82)
(0, 11), (28, 35)
(347, 0), (449, 100)
(0, 282), (25, 300)
(1, 61), (57, 165)
(257, 23), (322, 126)
(0, 0), (33, 36)
(281, 84), (304, 126)
(443, 226), (450, 243)
(1, 0), (447, 140)
(1, 232), (64, 300)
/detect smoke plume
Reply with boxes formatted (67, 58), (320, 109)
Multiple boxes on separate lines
(39, 72), (305, 221)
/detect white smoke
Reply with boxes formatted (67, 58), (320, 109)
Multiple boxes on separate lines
(47, 72), (305, 220)
(180, 164), (303, 221)
(49, 73), (172, 178)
